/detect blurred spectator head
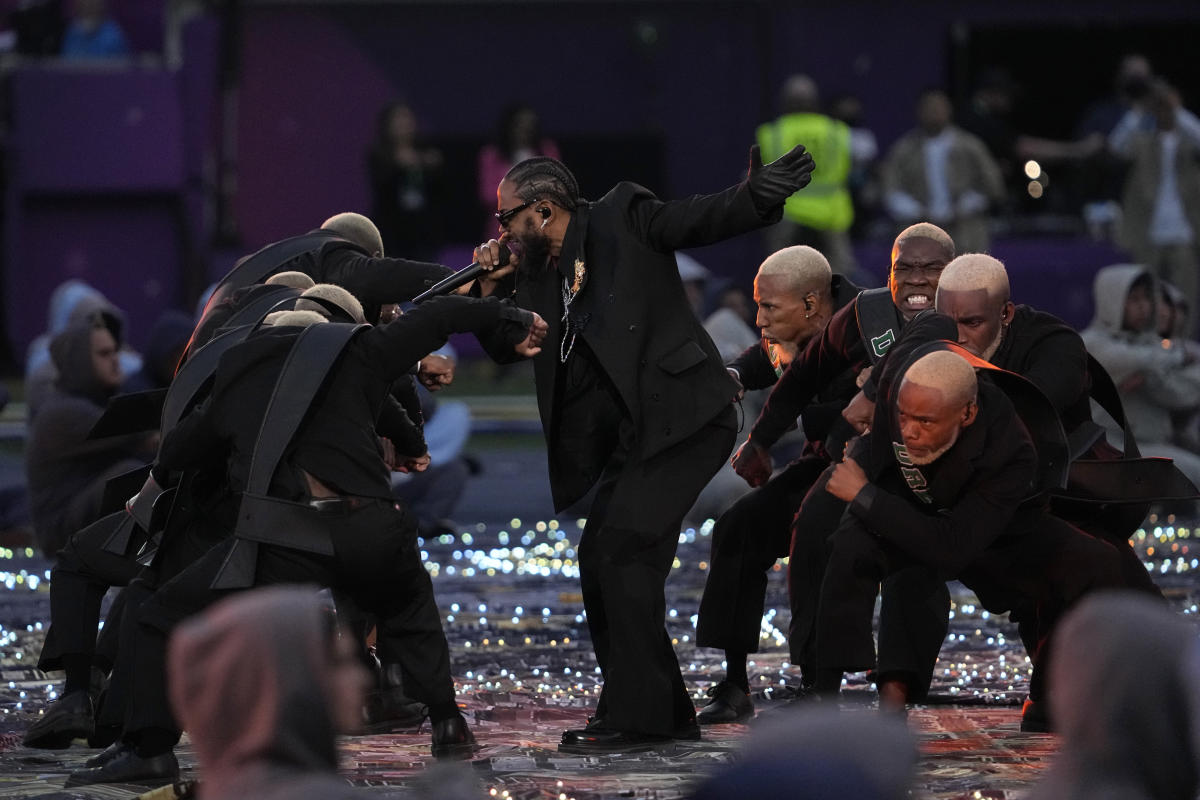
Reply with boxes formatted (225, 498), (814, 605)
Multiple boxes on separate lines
(973, 66), (1017, 115)
(688, 707), (916, 800)
(916, 89), (953, 134)
(1158, 280), (1189, 339)
(830, 93), (864, 126)
(127, 310), (192, 391)
(779, 74), (820, 114)
(1122, 272), (1156, 334)
(376, 100), (418, 147)
(676, 253), (711, 316)
(50, 310), (123, 396)
(1115, 53), (1154, 102)
(497, 103), (544, 157)
(1033, 590), (1200, 800)
(168, 587), (371, 800)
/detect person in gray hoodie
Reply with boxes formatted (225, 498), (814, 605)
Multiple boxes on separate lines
(24, 311), (157, 557)
(1026, 591), (1200, 800)
(1080, 263), (1200, 488)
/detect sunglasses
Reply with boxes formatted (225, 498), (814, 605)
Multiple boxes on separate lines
(495, 199), (539, 228)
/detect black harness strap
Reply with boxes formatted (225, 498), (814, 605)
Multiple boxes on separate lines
(210, 322), (365, 590)
(854, 288), (903, 365)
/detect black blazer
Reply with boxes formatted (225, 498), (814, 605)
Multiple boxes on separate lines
(486, 179), (779, 511)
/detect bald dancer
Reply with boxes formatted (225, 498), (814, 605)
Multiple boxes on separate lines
(694, 246), (861, 723)
(813, 349), (1123, 711)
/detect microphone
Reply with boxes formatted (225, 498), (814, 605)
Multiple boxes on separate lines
(412, 244), (511, 304)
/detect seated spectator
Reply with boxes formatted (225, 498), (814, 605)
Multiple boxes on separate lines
(1110, 79), (1200, 335)
(121, 310), (194, 393)
(59, 0), (129, 59)
(25, 311), (157, 557)
(881, 89), (1005, 253)
(27, 280), (141, 420)
(1026, 591), (1200, 800)
(688, 707), (916, 800)
(168, 586), (370, 800)
(1157, 281), (1200, 452)
(1081, 264), (1200, 487)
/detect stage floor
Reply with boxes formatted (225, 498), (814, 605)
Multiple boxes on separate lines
(0, 511), (1194, 799)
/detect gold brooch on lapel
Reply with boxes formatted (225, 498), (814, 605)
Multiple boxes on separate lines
(571, 259), (587, 294)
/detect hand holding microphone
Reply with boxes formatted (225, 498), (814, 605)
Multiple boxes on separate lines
(412, 237), (512, 303)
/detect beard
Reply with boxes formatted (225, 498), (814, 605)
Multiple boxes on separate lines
(513, 229), (553, 282)
(907, 426), (961, 465)
(980, 327), (1004, 362)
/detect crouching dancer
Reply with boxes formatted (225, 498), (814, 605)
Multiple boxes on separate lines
(66, 290), (546, 786)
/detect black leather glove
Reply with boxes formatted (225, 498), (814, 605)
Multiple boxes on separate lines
(746, 143), (816, 216)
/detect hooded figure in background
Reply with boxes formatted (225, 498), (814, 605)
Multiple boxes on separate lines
(688, 707), (916, 800)
(122, 310), (194, 393)
(24, 311), (156, 556)
(1080, 263), (1200, 487)
(25, 280), (142, 419)
(1027, 591), (1200, 800)
(168, 586), (369, 800)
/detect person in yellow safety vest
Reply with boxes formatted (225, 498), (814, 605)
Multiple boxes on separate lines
(757, 75), (859, 278)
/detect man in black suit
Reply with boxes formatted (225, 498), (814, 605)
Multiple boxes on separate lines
(471, 146), (815, 752)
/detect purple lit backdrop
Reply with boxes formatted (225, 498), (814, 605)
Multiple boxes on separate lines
(3, 0), (1198, 361)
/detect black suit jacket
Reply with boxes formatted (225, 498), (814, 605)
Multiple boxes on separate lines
(485, 180), (778, 511)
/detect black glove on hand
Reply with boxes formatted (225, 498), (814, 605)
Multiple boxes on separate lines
(746, 143), (816, 216)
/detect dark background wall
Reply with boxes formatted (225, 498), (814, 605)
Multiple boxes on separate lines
(4, 0), (1200, 365)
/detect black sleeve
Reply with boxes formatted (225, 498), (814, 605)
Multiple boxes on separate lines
(156, 396), (225, 473)
(728, 343), (779, 391)
(749, 302), (864, 448)
(849, 416), (1038, 575)
(320, 247), (454, 307)
(357, 295), (533, 382)
(622, 180), (779, 253)
(377, 386), (427, 458)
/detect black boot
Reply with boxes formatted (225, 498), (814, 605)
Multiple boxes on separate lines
(696, 681), (754, 724)
(431, 714), (477, 759)
(363, 664), (428, 733)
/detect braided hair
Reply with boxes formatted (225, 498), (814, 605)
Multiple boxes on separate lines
(504, 156), (582, 211)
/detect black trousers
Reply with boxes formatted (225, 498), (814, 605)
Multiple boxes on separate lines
(581, 407), (736, 737)
(815, 508), (1124, 702)
(38, 511), (147, 673)
(124, 499), (454, 737)
(695, 456), (826, 654)
(873, 497), (1163, 699)
(785, 466), (847, 674)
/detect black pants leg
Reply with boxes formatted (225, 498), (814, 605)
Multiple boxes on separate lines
(39, 511), (145, 672)
(786, 466), (850, 669)
(875, 567), (950, 700)
(582, 410), (736, 736)
(815, 516), (909, 674)
(695, 457), (825, 654)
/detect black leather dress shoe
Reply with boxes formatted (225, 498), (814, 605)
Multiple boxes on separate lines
(583, 716), (700, 740)
(65, 743), (179, 787)
(431, 715), (478, 759)
(696, 681), (754, 724)
(559, 727), (674, 754)
(84, 739), (127, 769)
(22, 691), (94, 749)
